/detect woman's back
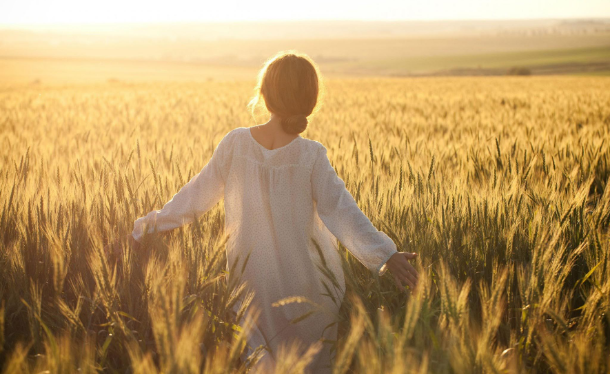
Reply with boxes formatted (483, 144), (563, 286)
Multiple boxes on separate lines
(132, 125), (398, 372)
(223, 125), (342, 294)
(223, 126), (345, 372)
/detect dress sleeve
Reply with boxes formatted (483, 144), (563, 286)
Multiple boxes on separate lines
(131, 130), (233, 242)
(311, 145), (398, 276)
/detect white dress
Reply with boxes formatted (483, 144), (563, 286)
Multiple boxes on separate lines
(132, 127), (398, 373)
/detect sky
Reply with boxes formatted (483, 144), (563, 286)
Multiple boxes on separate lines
(0, 0), (609, 25)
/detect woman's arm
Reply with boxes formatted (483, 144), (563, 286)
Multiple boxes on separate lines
(131, 131), (232, 242)
(311, 145), (418, 289)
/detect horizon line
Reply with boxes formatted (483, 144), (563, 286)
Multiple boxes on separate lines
(1, 17), (610, 28)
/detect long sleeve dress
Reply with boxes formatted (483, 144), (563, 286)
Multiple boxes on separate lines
(132, 127), (398, 373)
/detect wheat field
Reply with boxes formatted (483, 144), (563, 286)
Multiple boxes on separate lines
(0, 76), (609, 373)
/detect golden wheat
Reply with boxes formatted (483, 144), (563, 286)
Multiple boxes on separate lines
(0, 76), (609, 373)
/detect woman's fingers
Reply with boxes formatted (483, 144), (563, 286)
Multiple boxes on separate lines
(401, 268), (418, 288)
(392, 266), (411, 283)
(393, 267), (415, 290)
(103, 235), (141, 261)
(404, 262), (419, 281)
(402, 275), (415, 290)
(395, 255), (418, 285)
(393, 275), (405, 290)
(103, 239), (123, 259)
(398, 262), (419, 287)
(402, 254), (419, 274)
(388, 252), (420, 291)
(128, 234), (141, 252)
(394, 274), (415, 291)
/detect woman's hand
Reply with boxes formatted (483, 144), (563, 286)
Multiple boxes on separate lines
(104, 234), (140, 259)
(386, 252), (419, 292)
(103, 238), (121, 258)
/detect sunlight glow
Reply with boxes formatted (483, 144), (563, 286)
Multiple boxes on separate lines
(1, 0), (609, 25)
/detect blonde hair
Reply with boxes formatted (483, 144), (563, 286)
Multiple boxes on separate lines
(248, 50), (323, 134)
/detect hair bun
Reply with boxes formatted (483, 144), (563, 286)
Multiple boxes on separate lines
(281, 114), (308, 134)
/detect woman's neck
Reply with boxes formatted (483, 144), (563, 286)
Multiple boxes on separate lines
(251, 114), (299, 150)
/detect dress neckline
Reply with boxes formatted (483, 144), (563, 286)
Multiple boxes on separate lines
(248, 127), (301, 152)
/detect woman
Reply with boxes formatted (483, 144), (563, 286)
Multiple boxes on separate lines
(126, 51), (419, 373)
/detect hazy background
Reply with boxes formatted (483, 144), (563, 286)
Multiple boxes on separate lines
(1, 0), (609, 84)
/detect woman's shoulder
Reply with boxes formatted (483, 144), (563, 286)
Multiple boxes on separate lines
(225, 127), (250, 139)
(300, 137), (327, 155)
(217, 127), (249, 146)
(297, 138), (330, 171)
